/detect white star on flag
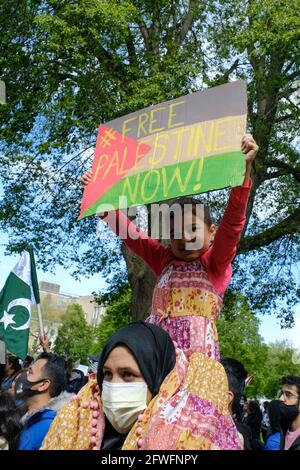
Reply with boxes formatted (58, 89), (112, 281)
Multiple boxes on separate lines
(0, 309), (16, 330)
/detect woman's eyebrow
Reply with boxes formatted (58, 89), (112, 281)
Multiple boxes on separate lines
(118, 367), (139, 373)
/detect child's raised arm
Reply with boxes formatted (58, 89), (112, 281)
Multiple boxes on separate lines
(205, 134), (258, 293)
(80, 171), (170, 277)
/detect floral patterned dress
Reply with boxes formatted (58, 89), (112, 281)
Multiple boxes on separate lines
(147, 259), (223, 360)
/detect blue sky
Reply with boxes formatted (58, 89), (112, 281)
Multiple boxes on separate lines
(0, 231), (106, 296)
(1, 229), (299, 349)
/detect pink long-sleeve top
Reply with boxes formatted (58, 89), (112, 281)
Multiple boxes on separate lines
(102, 181), (252, 359)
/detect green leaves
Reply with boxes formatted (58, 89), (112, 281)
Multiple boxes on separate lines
(262, 340), (300, 398)
(92, 284), (132, 353)
(54, 303), (93, 364)
(217, 289), (269, 397)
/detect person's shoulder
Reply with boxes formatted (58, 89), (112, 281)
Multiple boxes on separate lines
(265, 432), (281, 450)
(39, 409), (57, 420)
(26, 409), (56, 428)
(19, 412), (55, 450)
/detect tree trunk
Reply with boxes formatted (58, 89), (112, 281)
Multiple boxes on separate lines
(121, 243), (156, 321)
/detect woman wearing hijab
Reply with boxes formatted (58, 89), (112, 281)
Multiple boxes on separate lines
(41, 322), (175, 450)
(98, 321), (176, 450)
(41, 322), (242, 450)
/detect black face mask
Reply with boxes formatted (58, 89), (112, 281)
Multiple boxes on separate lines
(279, 401), (300, 430)
(14, 371), (48, 399)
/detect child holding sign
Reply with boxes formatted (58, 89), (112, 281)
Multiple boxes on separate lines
(81, 133), (258, 360)
(79, 134), (258, 450)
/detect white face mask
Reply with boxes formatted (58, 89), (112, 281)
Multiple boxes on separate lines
(101, 381), (148, 434)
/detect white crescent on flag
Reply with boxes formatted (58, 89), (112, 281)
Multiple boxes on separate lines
(7, 298), (31, 331)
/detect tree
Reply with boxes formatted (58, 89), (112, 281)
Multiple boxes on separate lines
(217, 289), (269, 397)
(0, 1), (299, 323)
(54, 303), (93, 364)
(205, 0), (300, 327)
(262, 340), (300, 398)
(92, 284), (132, 353)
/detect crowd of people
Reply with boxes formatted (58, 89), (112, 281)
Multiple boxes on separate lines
(1, 134), (299, 451)
(1, 333), (300, 450)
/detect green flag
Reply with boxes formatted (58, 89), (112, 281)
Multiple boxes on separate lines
(0, 247), (40, 359)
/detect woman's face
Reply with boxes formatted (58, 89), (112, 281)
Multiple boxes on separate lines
(103, 346), (153, 404)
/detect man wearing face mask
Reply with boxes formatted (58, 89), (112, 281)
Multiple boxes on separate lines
(277, 375), (300, 451)
(15, 352), (72, 450)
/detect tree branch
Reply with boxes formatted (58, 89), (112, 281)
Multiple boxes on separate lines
(262, 170), (288, 181)
(265, 158), (300, 184)
(208, 59), (240, 87)
(274, 78), (299, 103)
(238, 206), (300, 253)
(137, 19), (150, 51)
(175, 0), (199, 45)
(285, 69), (300, 83)
(283, 60), (295, 75)
(275, 112), (299, 124)
(125, 27), (138, 68)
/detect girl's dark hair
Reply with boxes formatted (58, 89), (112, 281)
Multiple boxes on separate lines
(220, 357), (248, 422)
(169, 196), (214, 226)
(0, 392), (23, 450)
(248, 400), (261, 415)
(220, 357), (247, 398)
(7, 355), (21, 373)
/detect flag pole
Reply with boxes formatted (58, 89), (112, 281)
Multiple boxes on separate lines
(27, 245), (44, 337)
(36, 304), (44, 338)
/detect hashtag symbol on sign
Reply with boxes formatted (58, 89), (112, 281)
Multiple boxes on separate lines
(99, 128), (117, 148)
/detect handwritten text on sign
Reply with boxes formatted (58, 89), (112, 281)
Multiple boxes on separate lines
(79, 80), (247, 218)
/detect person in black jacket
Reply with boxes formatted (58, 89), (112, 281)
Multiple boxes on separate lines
(279, 375), (300, 450)
(245, 400), (263, 449)
(220, 357), (253, 450)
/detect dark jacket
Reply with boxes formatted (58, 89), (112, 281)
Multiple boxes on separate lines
(67, 369), (88, 394)
(236, 422), (253, 450)
(246, 410), (262, 440)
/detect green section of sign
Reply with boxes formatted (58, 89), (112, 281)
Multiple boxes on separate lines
(79, 151), (245, 219)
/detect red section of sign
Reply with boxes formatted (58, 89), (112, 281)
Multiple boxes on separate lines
(80, 125), (151, 217)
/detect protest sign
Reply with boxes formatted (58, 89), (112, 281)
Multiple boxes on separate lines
(79, 80), (247, 218)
